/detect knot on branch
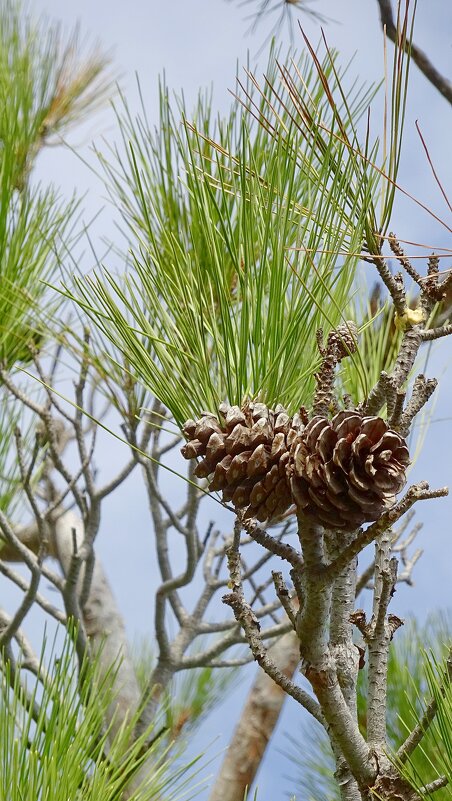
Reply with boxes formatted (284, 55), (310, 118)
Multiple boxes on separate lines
(372, 767), (424, 801)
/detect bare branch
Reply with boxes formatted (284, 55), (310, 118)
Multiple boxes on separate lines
(272, 571), (297, 629)
(204, 655), (254, 668)
(396, 375), (437, 437)
(422, 322), (452, 341)
(419, 777), (449, 795)
(0, 615), (43, 723)
(142, 473), (188, 633)
(95, 456), (138, 500)
(371, 255), (406, 315)
(363, 371), (395, 417)
(180, 618), (293, 669)
(207, 629), (301, 801)
(388, 233), (423, 286)
(388, 387), (406, 429)
(391, 327), (423, 391)
(0, 511), (43, 649)
(356, 517), (423, 593)
(366, 534), (399, 746)
(222, 526), (323, 724)
(324, 482), (448, 582)
(376, 0), (452, 104)
(242, 516), (303, 568)
(0, 561), (66, 624)
(53, 510), (141, 741)
(0, 611), (48, 685)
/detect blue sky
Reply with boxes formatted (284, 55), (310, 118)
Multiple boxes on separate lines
(5, 0), (452, 797)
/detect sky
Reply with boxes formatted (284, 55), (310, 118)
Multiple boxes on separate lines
(4, 0), (452, 798)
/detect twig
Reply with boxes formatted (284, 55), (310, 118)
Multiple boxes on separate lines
(0, 619), (43, 724)
(155, 433), (182, 458)
(140, 451), (190, 537)
(419, 776), (449, 794)
(396, 375), (437, 437)
(140, 444), (189, 629)
(421, 323), (452, 341)
(371, 254), (406, 315)
(57, 525), (87, 666)
(391, 509), (416, 540)
(0, 511), (43, 649)
(363, 371), (395, 416)
(222, 524), (323, 724)
(246, 572), (279, 622)
(388, 233), (423, 285)
(242, 518), (303, 568)
(389, 387), (406, 429)
(312, 323), (358, 417)
(96, 456), (138, 500)
(376, 0), (452, 104)
(272, 571), (297, 629)
(324, 483), (448, 582)
(0, 561), (66, 624)
(355, 562), (376, 596)
(203, 656), (254, 668)
(390, 327), (423, 391)
(355, 517), (423, 594)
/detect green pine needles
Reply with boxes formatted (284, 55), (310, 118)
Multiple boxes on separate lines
(0, 629), (203, 801)
(0, 1), (112, 373)
(64, 37), (403, 427)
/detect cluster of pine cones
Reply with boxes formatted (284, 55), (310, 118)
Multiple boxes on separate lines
(181, 401), (410, 529)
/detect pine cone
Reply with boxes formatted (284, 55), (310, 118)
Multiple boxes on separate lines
(290, 410), (410, 529)
(181, 402), (303, 522)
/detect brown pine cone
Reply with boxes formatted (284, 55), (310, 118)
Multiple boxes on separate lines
(181, 401), (303, 522)
(290, 410), (410, 529)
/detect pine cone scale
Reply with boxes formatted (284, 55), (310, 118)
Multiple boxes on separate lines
(290, 410), (410, 530)
(182, 404), (409, 530)
(181, 401), (300, 523)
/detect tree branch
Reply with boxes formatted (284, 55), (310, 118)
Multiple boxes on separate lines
(376, 0), (452, 104)
(0, 510), (44, 649)
(222, 523), (323, 724)
(295, 514), (376, 785)
(207, 629), (301, 801)
(324, 483), (448, 583)
(52, 510), (141, 742)
(366, 533), (400, 747)
(0, 561), (66, 623)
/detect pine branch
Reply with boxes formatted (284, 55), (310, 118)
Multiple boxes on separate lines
(295, 514), (376, 786)
(376, 0), (452, 104)
(222, 521), (323, 724)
